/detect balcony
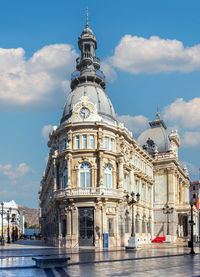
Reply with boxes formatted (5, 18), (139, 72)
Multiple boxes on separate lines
(54, 187), (122, 199)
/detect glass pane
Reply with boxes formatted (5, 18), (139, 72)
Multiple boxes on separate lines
(108, 174), (112, 188)
(86, 172), (91, 187)
(76, 136), (80, 149)
(104, 173), (107, 188)
(80, 173), (85, 187)
(104, 137), (109, 149)
(83, 135), (87, 149)
(90, 135), (94, 148)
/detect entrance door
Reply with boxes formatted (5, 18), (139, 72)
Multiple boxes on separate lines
(78, 207), (94, 246)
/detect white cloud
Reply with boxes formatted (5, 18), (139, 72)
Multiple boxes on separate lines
(0, 44), (77, 111)
(163, 98), (200, 128)
(108, 35), (200, 74)
(101, 61), (117, 82)
(181, 131), (200, 147)
(117, 114), (149, 136)
(42, 124), (57, 140)
(0, 163), (33, 183)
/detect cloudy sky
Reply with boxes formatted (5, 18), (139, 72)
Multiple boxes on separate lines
(0, 0), (200, 208)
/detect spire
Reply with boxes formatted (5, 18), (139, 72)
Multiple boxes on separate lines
(149, 106), (167, 129)
(155, 104), (161, 121)
(86, 7), (89, 28)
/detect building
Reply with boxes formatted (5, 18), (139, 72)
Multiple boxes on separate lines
(190, 180), (200, 240)
(39, 19), (197, 248)
(0, 200), (21, 242)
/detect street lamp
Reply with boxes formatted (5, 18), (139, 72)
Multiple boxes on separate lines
(189, 194), (196, 255)
(0, 202), (6, 245)
(6, 208), (12, 244)
(125, 191), (140, 249)
(163, 204), (174, 241)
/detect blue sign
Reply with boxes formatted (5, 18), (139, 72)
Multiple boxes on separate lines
(104, 232), (109, 248)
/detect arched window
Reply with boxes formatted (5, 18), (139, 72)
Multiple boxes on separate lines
(104, 164), (112, 188)
(79, 162), (92, 187)
(62, 167), (68, 189)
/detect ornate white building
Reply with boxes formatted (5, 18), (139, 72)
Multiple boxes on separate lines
(39, 20), (198, 248)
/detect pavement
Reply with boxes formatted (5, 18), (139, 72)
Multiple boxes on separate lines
(0, 239), (200, 276)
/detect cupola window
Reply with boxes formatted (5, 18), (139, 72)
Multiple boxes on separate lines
(79, 162), (92, 187)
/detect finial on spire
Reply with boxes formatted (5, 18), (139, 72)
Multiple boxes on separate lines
(86, 7), (89, 28)
(155, 104), (161, 121)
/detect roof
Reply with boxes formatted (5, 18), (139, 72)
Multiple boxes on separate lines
(61, 83), (116, 124)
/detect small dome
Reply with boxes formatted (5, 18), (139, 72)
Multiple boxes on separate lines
(61, 83), (116, 123)
(138, 127), (170, 153)
(137, 113), (170, 154)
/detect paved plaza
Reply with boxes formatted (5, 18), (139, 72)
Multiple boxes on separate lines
(0, 240), (200, 276)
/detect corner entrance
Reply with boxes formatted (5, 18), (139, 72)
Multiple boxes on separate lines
(78, 207), (94, 246)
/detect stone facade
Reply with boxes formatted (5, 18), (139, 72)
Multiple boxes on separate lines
(39, 20), (197, 248)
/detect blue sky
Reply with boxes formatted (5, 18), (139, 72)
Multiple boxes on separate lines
(0, 0), (200, 208)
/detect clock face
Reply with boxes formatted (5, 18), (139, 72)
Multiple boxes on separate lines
(80, 107), (90, 118)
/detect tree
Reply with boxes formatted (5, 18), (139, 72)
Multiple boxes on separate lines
(24, 222), (28, 228)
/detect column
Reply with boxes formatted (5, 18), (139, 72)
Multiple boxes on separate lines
(117, 157), (124, 189)
(67, 154), (72, 188)
(67, 210), (71, 236)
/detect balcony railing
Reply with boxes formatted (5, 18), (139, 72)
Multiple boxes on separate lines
(54, 187), (122, 199)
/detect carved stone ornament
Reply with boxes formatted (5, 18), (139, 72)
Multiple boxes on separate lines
(106, 207), (116, 215)
(67, 96), (102, 123)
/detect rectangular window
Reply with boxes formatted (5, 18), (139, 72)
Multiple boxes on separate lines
(110, 138), (114, 151)
(82, 135), (87, 149)
(75, 135), (80, 149)
(104, 137), (109, 149)
(89, 135), (94, 148)
(63, 138), (67, 150)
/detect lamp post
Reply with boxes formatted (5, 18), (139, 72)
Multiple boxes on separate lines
(0, 202), (6, 245)
(189, 194), (196, 255)
(163, 204), (174, 239)
(125, 191), (140, 249)
(6, 208), (12, 244)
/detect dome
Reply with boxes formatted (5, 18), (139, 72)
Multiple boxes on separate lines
(137, 112), (170, 154)
(61, 83), (116, 123)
